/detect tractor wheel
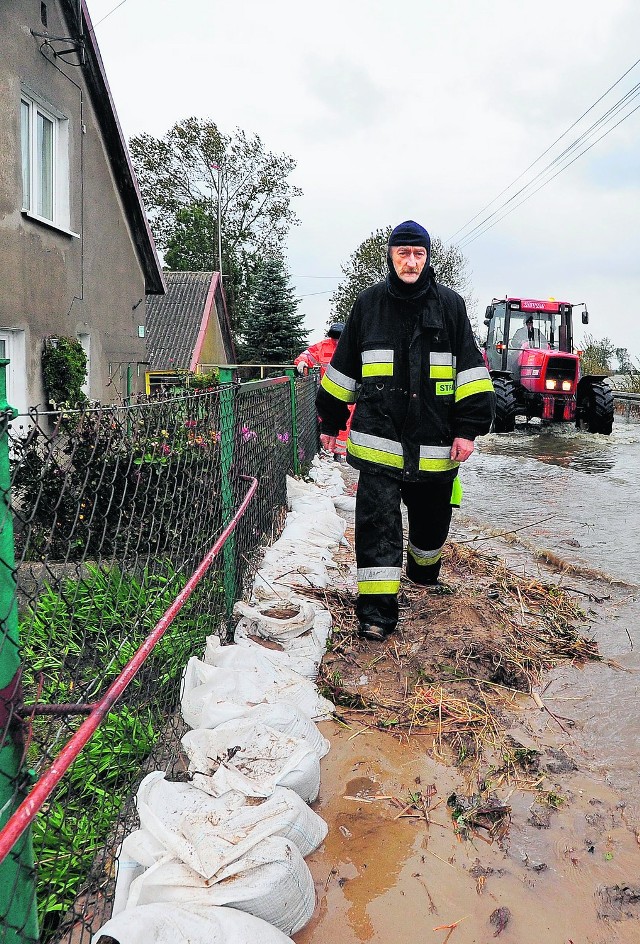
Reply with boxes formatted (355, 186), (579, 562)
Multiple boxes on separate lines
(577, 381), (614, 435)
(492, 377), (517, 433)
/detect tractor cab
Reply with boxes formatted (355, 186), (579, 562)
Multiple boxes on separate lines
(484, 297), (577, 372)
(483, 296), (613, 435)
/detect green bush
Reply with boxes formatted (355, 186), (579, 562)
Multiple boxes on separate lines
(41, 337), (88, 409)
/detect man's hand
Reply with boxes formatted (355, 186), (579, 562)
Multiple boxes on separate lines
(296, 361), (307, 375)
(320, 433), (337, 452)
(450, 437), (474, 462)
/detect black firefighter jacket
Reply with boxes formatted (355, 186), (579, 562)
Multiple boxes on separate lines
(316, 273), (496, 483)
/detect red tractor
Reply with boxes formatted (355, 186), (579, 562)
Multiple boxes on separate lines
(483, 297), (614, 434)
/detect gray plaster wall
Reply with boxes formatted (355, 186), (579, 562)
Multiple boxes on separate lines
(0, 0), (149, 407)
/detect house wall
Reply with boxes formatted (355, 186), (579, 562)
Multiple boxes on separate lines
(0, 0), (148, 409)
(199, 298), (231, 366)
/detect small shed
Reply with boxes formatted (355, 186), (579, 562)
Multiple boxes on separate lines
(146, 272), (236, 377)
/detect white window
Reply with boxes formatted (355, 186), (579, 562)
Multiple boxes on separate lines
(20, 89), (76, 236)
(77, 333), (91, 397)
(0, 331), (28, 417)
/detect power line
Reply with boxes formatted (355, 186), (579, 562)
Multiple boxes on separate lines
(458, 98), (640, 249)
(94, 0), (130, 28)
(448, 56), (640, 246)
(457, 81), (640, 248)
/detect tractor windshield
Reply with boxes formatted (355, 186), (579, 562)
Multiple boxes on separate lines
(508, 312), (557, 354)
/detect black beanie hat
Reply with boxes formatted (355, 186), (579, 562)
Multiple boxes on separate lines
(386, 220), (432, 300)
(388, 220), (431, 252)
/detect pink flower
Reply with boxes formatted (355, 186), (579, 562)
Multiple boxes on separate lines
(241, 425), (257, 442)
(160, 443), (171, 456)
(276, 432), (290, 444)
(184, 419), (197, 429)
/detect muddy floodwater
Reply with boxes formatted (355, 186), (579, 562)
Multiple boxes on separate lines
(297, 417), (640, 944)
(461, 417), (640, 811)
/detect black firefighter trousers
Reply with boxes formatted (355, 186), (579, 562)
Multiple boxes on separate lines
(355, 469), (454, 632)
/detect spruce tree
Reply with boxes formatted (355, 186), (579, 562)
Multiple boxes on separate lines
(243, 257), (307, 363)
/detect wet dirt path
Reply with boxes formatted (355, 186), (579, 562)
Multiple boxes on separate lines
(297, 720), (640, 944)
(295, 463), (640, 944)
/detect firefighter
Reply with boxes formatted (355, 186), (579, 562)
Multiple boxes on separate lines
(316, 220), (495, 641)
(294, 322), (345, 374)
(295, 322), (351, 460)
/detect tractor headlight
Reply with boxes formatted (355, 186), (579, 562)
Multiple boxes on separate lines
(561, 380), (572, 391)
(545, 379), (557, 390)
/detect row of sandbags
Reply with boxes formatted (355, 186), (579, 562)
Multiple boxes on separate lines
(93, 459), (350, 944)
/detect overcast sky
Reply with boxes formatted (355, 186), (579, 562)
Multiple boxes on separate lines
(88, 0), (640, 360)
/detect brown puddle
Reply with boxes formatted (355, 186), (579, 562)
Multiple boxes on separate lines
(295, 720), (640, 944)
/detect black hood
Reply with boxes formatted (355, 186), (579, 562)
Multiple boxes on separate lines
(386, 253), (433, 301)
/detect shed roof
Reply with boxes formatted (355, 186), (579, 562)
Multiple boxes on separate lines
(146, 272), (235, 369)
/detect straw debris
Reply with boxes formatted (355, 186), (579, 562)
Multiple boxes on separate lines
(314, 540), (605, 769)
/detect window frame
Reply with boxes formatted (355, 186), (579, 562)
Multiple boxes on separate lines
(20, 87), (78, 238)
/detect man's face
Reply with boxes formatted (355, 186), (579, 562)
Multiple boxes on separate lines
(390, 245), (428, 283)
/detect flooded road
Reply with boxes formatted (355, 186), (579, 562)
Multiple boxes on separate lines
(459, 415), (640, 812)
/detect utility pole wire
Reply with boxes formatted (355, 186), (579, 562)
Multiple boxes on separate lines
(447, 56), (640, 244)
(458, 98), (640, 249)
(94, 0), (130, 28)
(457, 82), (640, 247)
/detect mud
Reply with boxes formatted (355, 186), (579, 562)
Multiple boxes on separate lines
(295, 470), (640, 944)
(296, 718), (640, 944)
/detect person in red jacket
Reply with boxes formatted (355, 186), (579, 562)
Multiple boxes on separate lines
(295, 323), (351, 459)
(294, 322), (345, 374)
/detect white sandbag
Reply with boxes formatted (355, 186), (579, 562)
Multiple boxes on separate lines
(289, 492), (336, 516)
(232, 599), (316, 642)
(253, 559), (330, 596)
(112, 835), (147, 918)
(183, 642), (334, 723)
(286, 474), (316, 500)
(235, 604), (331, 675)
(178, 699), (330, 758)
(93, 901), (295, 944)
(182, 720), (321, 802)
(308, 457), (345, 495)
(279, 509), (346, 548)
(125, 837), (315, 934)
(333, 493), (357, 513)
(233, 627), (322, 679)
(135, 773), (327, 879)
(264, 538), (337, 564)
(233, 600), (330, 679)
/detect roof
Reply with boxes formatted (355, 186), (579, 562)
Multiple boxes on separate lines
(146, 272), (236, 369)
(58, 1), (165, 295)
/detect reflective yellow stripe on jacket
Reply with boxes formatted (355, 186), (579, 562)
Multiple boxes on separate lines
(320, 363), (359, 403)
(429, 351), (456, 380)
(418, 445), (459, 473)
(455, 366), (494, 402)
(347, 430), (404, 469)
(357, 566), (402, 595)
(362, 348), (394, 377)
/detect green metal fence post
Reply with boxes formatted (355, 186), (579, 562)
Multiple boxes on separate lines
(218, 369), (236, 617)
(284, 369), (300, 477)
(0, 359), (39, 943)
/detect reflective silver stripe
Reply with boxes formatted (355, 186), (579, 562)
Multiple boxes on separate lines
(350, 429), (403, 456)
(407, 540), (444, 565)
(357, 566), (402, 581)
(324, 363), (359, 391)
(429, 352), (456, 367)
(419, 445), (452, 461)
(456, 366), (491, 387)
(362, 349), (394, 364)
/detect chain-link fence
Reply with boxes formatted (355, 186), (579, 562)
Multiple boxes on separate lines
(0, 370), (319, 944)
